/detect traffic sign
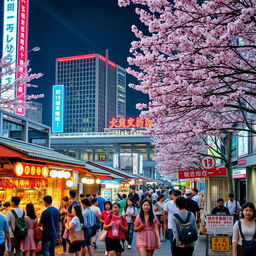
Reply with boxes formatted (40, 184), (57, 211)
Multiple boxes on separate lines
(200, 156), (216, 169)
(178, 167), (226, 179)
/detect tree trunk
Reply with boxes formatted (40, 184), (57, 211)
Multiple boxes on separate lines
(225, 132), (234, 193)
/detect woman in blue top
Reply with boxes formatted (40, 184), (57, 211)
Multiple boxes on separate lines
(66, 205), (84, 256)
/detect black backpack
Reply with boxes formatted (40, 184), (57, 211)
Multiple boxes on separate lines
(173, 211), (198, 244)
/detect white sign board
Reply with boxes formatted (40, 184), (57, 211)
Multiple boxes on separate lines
(206, 215), (233, 235)
(2, 0), (18, 99)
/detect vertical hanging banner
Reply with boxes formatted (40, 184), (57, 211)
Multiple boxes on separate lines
(16, 0), (29, 116)
(2, 0), (19, 100)
(52, 85), (64, 132)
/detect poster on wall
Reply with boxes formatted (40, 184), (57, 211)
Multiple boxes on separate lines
(238, 131), (248, 156)
(102, 189), (112, 201)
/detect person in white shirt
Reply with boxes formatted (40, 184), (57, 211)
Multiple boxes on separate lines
(163, 190), (182, 255)
(225, 193), (241, 216)
(7, 196), (24, 256)
(90, 198), (101, 249)
(192, 188), (201, 208)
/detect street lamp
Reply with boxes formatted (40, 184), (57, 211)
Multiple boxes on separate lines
(28, 46), (40, 53)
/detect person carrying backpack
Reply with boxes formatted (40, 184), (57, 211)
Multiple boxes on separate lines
(7, 196), (27, 256)
(171, 196), (198, 256)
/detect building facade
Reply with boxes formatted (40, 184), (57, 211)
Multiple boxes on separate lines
(49, 130), (159, 179)
(55, 53), (126, 133)
(26, 101), (43, 123)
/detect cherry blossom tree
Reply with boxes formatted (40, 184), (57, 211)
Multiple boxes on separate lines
(0, 55), (43, 112)
(118, 0), (256, 190)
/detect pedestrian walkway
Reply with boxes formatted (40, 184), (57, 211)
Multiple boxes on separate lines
(55, 235), (207, 256)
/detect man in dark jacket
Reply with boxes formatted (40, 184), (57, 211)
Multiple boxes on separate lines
(212, 198), (230, 215)
(185, 190), (200, 224)
(128, 188), (140, 205)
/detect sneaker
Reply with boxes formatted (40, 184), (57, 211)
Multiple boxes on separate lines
(128, 245), (132, 249)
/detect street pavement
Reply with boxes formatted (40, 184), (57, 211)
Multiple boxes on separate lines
(56, 235), (207, 256)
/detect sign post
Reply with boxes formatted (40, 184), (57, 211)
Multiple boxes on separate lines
(206, 215), (233, 256)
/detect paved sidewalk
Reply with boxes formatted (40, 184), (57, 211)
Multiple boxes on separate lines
(55, 235), (207, 256)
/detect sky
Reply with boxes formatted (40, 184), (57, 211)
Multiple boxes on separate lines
(1, 0), (149, 126)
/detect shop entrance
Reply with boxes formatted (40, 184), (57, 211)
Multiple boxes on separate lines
(239, 180), (246, 206)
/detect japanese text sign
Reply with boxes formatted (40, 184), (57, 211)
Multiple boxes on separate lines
(206, 215), (233, 235)
(16, 0), (29, 116)
(178, 167), (226, 180)
(52, 85), (64, 132)
(211, 236), (230, 252)
(2, 0), (18, 100)
(109, 117), (152, 129)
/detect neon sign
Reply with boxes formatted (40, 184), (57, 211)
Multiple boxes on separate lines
(109, 117), (152, 129)
(52, 85), (64, 132)
(16, 0), (29, 115)
(2, 0), (19, 100)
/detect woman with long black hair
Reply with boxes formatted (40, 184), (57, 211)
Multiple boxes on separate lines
(134, 199), (161, 256)
(65, 204), (84, 256)
(104, 203), (128, 256)
(123, 198), (139, 249)
(232, 202), (256, 256)
(21, 203), (38, 256)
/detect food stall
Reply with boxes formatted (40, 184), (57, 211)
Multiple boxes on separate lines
(0, 137), (92, 214)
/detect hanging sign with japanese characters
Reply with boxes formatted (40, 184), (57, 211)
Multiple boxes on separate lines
(52, 85), (64, 132)
(178, 167), (226, 179)
(109, 117), (152, 129)
(16, 0), (29, 116)
(206, 215), (233, 235)
(2, 0), (19, 100)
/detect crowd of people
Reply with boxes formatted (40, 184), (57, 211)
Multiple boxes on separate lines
(0, 187), (255, 256)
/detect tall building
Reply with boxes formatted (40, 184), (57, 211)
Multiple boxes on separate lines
(26, 101), (43, 123)
(55, 53), (126, 133)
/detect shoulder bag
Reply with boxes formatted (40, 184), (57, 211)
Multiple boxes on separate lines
(34, 222), (43, 242)
(238, 220), (256, 256)
(100, 214), (112, 242)
(69, 218), (85, 244)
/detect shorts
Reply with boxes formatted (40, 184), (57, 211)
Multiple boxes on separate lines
(105, 237), (125, 253)
(81, 228), (93, 247)
(69, 242), (81, 253)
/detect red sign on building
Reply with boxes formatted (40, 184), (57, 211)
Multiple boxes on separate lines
(16, 0), (29, 116)
(178, 168), (227, 180)
(109, 117), (152, 129)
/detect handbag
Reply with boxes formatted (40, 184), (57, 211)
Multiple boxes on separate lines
(238, 220), (256, 256)
(69, 230), (85, 244)
(99, 229), (108, 242)
(34, 224), (43, 242)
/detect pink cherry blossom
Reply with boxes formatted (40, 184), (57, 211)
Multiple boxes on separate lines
(119, 0), (256, 177)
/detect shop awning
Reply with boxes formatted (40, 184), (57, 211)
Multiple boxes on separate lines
(84, 163), (125, 180)
(86, 161), (139, 180)
(0, 137), (85, 167)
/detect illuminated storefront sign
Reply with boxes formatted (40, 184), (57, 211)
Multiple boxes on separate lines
(0, 178), (48, 189)
(211, 236), (230, 252)
(14, 162), (49, 178)
(101, 180), (121, 185)
(16, 0), (29, 115)
(109, 117), (152, 129)
(52, 85), (64, 132)
(232, 169), (246, 179)
(2, 0), (19, 100)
